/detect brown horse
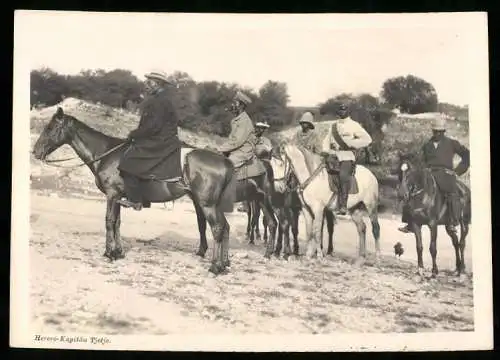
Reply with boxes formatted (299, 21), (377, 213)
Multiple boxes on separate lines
(32, 107), (237, 275)
(396, 152), (471, 277)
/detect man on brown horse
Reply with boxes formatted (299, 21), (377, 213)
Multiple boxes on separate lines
(398, 116), (470, 233)
(117, 70), (183, 210)
(321, 104), (373, 216)
(254, 121), (273, 159)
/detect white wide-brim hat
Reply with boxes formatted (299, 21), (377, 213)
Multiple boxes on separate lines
(235, 91), (252, 105)
(255, 121), (270, 129)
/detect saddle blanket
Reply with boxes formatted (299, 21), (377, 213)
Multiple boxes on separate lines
(327, 173), (359, 194)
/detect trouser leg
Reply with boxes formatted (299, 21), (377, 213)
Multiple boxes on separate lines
(118, 171), (143, 210)
(337, 161), (354, 213)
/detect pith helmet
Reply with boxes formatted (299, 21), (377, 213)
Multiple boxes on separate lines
(432, 115), (447, 131)
(235, 91), (252, 105)
(299, 111), (315, 128)
(145, 70), (173, 84)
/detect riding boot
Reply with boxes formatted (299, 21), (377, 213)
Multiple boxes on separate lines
(336, 179), (349, 215)
(118, 172), (143, 211)
(398, 203), (414, 233)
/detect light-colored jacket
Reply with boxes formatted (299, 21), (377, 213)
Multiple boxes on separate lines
(294, 128), (321, 154)
(321, 117), (372, 161)
(215, 111), (258, 168)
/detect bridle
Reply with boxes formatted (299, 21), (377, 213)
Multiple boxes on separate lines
(38, 141), (127, 170)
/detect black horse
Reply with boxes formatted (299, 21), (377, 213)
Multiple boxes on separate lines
(396, 151), (471, 277)
(33, 107), (237, 275)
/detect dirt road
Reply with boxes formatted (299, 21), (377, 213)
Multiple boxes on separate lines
(29, 191), (474, 334)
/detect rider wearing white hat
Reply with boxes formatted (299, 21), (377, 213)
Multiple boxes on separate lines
(398, 113), (470, 233)
(254, 120), (273, 159)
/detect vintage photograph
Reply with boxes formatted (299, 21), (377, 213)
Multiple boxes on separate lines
(11, 11), (492, 351)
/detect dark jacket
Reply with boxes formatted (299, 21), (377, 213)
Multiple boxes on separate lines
(421, 136), (470, 193)
(422, 136), (470, 175)
(118, 88), (182, 179)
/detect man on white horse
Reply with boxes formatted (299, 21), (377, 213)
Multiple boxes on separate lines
(321, 103), (373, 216)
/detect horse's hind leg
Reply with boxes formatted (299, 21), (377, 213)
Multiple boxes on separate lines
(351, 208), (367, 266)
(194, 203), (208, 257)
(263, 209), (269, 244)
(368, 210), (381, 260)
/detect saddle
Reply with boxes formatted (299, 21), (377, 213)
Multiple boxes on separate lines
(233, 156), (267, 181)
(327, 171), (359, 195)
(323, 154), (359, 194)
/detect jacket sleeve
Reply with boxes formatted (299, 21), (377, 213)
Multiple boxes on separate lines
(130, 97), (168, 139)
(346, 122), (372, 149)
(217, 113), (255, 152)
(452, 139), (470, 175)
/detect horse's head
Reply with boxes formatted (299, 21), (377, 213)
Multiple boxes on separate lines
(33, 107), (74, 160)
(396, 151), (424, 201)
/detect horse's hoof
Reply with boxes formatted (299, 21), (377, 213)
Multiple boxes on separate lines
(264, 252), (272, 260)
(195, 250), (206, 258)
(103, 251), (112, 260)
(208, 263), (224, 275)
(112, 250), (125, 261)
(224, 259), (231, 268)
(256, 236), (262, 242)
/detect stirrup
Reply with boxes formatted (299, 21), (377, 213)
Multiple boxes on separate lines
(117, 199), (143, 211)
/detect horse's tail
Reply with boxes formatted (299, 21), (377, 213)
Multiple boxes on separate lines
(219, 159), (237, 213)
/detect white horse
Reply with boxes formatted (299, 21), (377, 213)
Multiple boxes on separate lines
(280, 143), (381, 263)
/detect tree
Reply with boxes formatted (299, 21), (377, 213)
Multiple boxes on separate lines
(30, 68), (68, 107)
(380, 75), (438, 114)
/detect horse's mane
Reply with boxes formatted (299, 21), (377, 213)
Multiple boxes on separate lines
(64, 113), (125, 143)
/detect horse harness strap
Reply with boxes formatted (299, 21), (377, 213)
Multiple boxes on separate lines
(290, 161), (325, 193)
(43, 142), (127, 169)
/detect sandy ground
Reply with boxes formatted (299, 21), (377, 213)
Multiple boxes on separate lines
(28, 190), (474, 335)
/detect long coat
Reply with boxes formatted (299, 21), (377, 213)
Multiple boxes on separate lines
(118, 88), (182, 180)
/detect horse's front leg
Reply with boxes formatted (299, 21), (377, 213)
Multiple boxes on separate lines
(112, 198), (124, 260)
(412, 223), (425, 277)
(103, 197), (120, 261)
(459, 221), (470, 275)
(254, 203), (262, 242)
(429, 222), (439, 277)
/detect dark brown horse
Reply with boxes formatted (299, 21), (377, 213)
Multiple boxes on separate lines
(396, 152), (471, 277)
(32, 107), (237, 275)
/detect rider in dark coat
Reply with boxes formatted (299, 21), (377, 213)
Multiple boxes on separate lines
(117, 70), (182, 210)
(398, 116), (470, 233)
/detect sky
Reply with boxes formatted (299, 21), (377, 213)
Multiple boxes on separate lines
(15, 11), (487, 107)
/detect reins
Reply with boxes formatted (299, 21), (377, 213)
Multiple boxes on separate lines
(42, 142), (127, 170)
